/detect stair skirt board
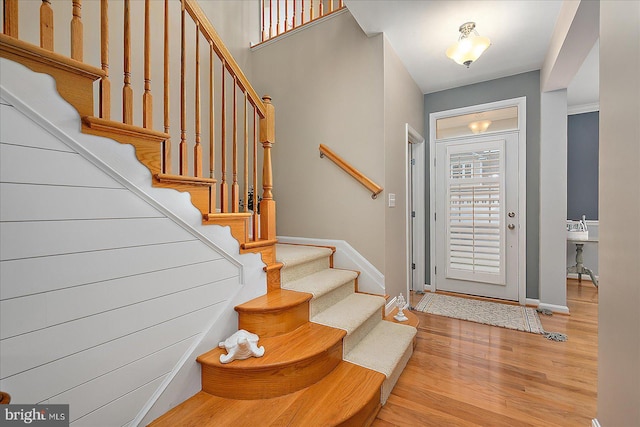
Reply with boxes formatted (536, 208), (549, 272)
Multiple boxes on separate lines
(276, 243), (417, 405)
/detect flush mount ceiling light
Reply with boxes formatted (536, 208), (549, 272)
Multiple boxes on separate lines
(468, 120), (492, 134)
(446, 22), (491, 68)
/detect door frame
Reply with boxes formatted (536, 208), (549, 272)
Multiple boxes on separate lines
(429, 97), (527, 305)
(405, 124), (425, 300)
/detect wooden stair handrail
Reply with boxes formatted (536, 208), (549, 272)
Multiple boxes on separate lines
(319, 144), (383, 199)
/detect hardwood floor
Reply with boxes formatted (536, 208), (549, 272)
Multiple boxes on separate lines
(373, 279), (598, 426)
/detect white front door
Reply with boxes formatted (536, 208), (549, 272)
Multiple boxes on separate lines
(434, 132), (519, 300)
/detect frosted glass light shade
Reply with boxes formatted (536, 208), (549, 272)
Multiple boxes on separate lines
(446, 35), (491, 67)
(468, 120), (492, 134)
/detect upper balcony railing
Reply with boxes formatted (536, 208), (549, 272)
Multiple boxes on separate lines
(261, 0), (345, 42)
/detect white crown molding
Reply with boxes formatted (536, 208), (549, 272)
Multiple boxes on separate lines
(568, 102), (600, 115)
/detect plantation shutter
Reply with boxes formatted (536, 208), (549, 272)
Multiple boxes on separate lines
(446, 140), (506, 285)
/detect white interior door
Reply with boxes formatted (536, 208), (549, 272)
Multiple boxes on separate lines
(435, 132), (519, 300)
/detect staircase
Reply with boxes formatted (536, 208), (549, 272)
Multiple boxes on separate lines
(150, 243), (417, 426)
(1, 2), (418, 424)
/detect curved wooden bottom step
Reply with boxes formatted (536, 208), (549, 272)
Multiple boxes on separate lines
(148, 361), (385, 427)
(197, 322), (346, 399)
(236, 288), (313, 338)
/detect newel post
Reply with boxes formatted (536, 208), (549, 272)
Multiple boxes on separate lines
(259, 95), (276, 240)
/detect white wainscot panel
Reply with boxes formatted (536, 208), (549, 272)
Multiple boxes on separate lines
(1, 304), (225, 404)
(52, 338), (193, 422)
(0, 240), (224, 299)
(0, 183), (163, 222)
(0, 104), (75, 153)
(1, 277), (238, 378)
(71, 376), (166, 427)
(0, 143), (121, 188)
(1, 259), (239, 338)
(0, 218), (195, 261)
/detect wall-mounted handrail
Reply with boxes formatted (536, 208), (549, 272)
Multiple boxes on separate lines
(319, 144), (383, 199)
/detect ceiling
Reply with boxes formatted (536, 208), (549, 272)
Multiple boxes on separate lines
(344, 0), (599, 107)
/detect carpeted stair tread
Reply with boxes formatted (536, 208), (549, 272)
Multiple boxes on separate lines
(282, 268), (358, 298)
(148, 361), (385, 427)
(344, 320), (416, 378)
(276, 243), (333, 269)
(197, 322), (345, 369)
(311, 293), (384, 334)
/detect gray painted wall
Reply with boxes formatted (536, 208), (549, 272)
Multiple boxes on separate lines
(567, 111), (599, 220)
(423, 71), (541, 299)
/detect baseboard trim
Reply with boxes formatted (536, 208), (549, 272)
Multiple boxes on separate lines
(538, 302), (570, 314)
(277, 236), (385, 295)
(526, 298), (540, 307)
(592, 418), (601, 427)
(566, 273), (599, 282)
(385, 297), (397, 317)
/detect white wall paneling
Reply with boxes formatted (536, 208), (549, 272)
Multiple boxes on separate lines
(0, 57), (266, 426)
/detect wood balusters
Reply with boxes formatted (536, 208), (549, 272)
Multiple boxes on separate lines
(220, 59), (228, 212)
(122, 0), (133, 124)
(3, 0), (19, 38)
(163, 0), (171, 173)
(253, 109), (259, 239)
(194, 23), (202, 178)
(71, 0), (83, 61)
(179, 1), (187, 175)
(208, 43), (216, 212)
(100, 0), (111, 120)
(243, 93), (249, 214)
(40, 0), (54, 51)
(143, 0), (152, 129)
(232, 77), (239, 212)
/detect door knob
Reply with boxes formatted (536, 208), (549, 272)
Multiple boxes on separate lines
(508, 224), (515, 230)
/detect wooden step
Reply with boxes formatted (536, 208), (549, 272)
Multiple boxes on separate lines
(197, 322), (346, 399)
(148, 361), (385, 427)
(235, 288), (312, 338)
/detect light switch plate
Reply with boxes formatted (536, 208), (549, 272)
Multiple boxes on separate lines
(388, 193), (396, 208)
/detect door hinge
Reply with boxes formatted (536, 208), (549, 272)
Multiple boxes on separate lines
(434, 212), (436, 221)
(411, 158), (416, 166)
(434, 157), (436, 167)
(435, 266), (437, 275)
(411, 211), (416, 218)
(412, 263), (416, 270)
